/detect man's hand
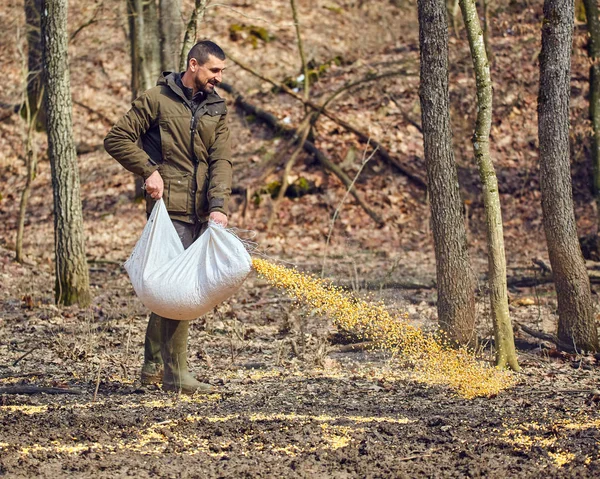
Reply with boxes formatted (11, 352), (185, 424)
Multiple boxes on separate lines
(209, 211), (228, 227)
(144, 170), (163, 200)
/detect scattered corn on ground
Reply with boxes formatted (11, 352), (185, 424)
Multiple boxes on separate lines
(252, 258), (516, 399)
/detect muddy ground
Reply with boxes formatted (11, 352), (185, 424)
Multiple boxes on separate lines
(1, 0), (600, 477)
(1, 239), (600, 478)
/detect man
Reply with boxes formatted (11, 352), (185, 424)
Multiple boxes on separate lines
(104, 40), (232, 394)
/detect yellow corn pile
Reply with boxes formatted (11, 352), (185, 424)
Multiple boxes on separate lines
(252, 258), (515, 399)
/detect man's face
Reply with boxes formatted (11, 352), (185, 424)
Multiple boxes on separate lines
(189, 55), (226, 94)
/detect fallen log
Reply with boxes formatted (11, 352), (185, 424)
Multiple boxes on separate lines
(219, 82), (383, 226)
(0, 371), (44, 380)
(516, 323), (575, 352)
(0, 386), (84, 395)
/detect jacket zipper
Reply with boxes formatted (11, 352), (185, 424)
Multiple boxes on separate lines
(189, 107), (201, 217)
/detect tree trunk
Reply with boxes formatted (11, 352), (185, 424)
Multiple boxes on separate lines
(459, 0), (519, 370)
(23, 0), (45, 128)
(41, 0), (91, 307)
(127, 0), (160, 199)
(15, 86), (44, 263)
(583, 0), (600, 227)
(418, 0), (476, 345)
(143, 0), (161, 86)
(539, 0), (599, 352)
(180, 0), (209, 71)
(159, 0), (183, 72)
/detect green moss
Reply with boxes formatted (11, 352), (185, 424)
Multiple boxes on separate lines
(324, 5), (344, 14)
(249, 26), (273, 42)
(266, 180), (281, 197)
(229, 23), (274, 45)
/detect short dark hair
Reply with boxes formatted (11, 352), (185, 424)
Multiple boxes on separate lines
(187, 40), (226, 67)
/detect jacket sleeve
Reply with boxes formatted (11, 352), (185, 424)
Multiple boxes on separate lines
(207, 114), (233, 215)
(104, 92), (160, 180)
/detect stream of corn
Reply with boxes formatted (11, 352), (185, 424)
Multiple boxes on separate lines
(252, 258), (516, 399)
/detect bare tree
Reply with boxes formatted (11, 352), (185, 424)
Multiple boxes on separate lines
(159, 0), (183, 71)
(180, 0), (210, 71)
(126, 0), (161, 198)
(583, 0), (600, 227)
(418, 0), (476, 345)
(539, 0), (599, 352)
(41, 0), (91, 307)
(459, 0), (519, 369)
(23, 0), (44, 127)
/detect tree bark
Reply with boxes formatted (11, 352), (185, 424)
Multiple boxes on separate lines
(159, 0), (183, 72)
(179, 0), (209, 71)
(539, 0), (599, 352)
(460, 0), (519, 370)
(41, 0), (91, 307)
(583, 0), (600, 226)
(15, 86), (44, 263)
(127, 0), (160, 199)
(143, 0), (161, 86)
(418, 0), (476, 346)
(23, 0), (45, 127)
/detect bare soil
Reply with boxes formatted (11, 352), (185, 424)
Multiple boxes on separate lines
(1, 0), (600, 477)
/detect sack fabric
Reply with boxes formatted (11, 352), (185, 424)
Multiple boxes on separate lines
(125, 199), (252, 320)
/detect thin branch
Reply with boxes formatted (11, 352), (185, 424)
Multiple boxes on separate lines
(267, 113), (313, 230)
(322, 143), (379, 276)
(321, 67), (414, 112)
(387, 93), (423, 134)
(290, 0), (310, 103)
(72, 99), (115, 126)
(0, 386), (84, 395)
(208, 4), (276, 24)
(69, 7), (102, 42)
(13, 346), (39, 366)
(0, 371), (44, 380)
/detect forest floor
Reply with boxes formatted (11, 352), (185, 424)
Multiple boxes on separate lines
(1, 0), (600, 477)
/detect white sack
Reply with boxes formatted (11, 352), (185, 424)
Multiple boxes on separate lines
(125, 199), (252, 320)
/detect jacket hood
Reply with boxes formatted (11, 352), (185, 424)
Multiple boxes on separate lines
(157, 71), (224, 105)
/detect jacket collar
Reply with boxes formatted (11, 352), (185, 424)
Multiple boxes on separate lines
(158, 71), (225, 106)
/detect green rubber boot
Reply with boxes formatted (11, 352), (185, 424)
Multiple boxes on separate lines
(141, 314), (164, 385)
(161, 318), (213, 395)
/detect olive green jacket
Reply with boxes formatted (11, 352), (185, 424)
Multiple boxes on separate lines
(104, 72), (232, 223)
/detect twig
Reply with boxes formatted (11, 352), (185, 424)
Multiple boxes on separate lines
(0, 386), (84, 395)
(125, 317), (134, 381)
(267, 114), (313, 230)
(290, 0), (310, 104)
(0, 371), (44, 380)
(208, 3), (275, 24)
(69, 4), (103, 42)
(387, 93), (423, 133)
(335, 341), (375, 353)
(322, 143), (379, 276)
(321, 68), (414, 112)
(72, 100), (115, 126)
(93, 361), (103, 402)
(13, 346), (39, 366)
(398, 454), (432, 462)
(87, 258), (125, 266)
